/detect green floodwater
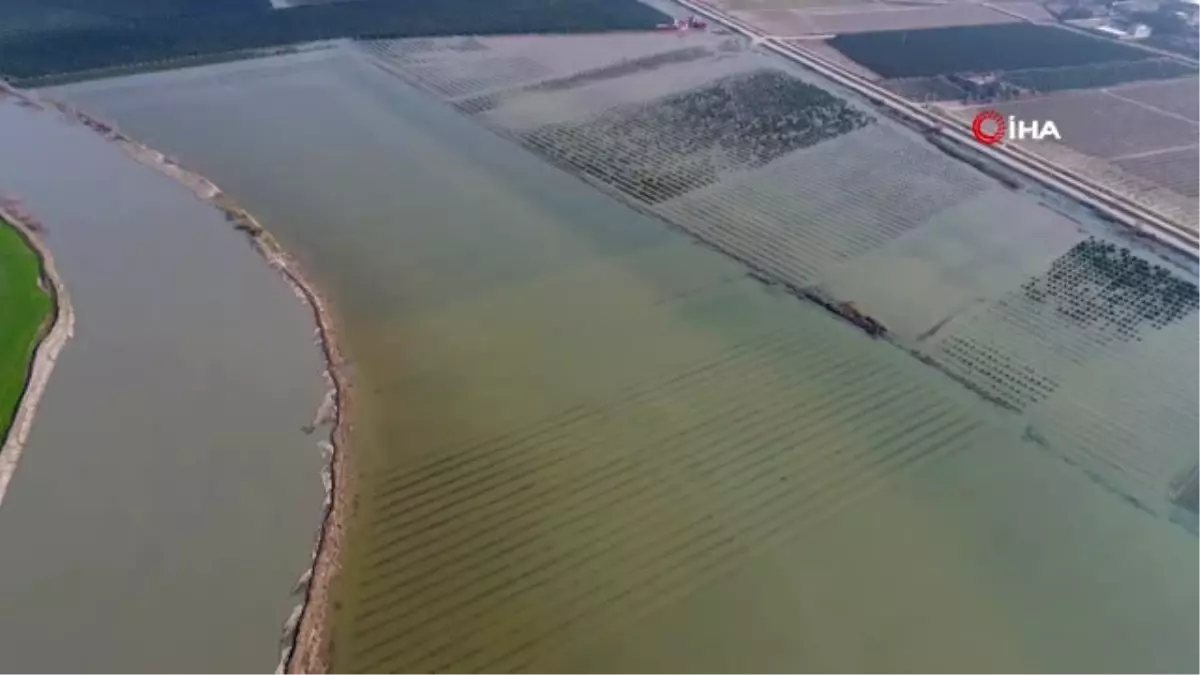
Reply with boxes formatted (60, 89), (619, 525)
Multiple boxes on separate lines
(52, 47), (1199, 672)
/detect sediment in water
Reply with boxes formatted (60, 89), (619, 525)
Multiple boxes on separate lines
(0, 79), (350, 674)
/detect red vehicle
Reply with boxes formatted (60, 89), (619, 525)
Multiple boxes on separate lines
(655, 15), (708, 32)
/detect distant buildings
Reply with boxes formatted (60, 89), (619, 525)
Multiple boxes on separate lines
(1113, 0), (1158, 13)
(1093, 20), (1154, 37)
(1062, 10), (1157, 39)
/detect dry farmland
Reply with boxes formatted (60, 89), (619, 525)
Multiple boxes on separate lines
(744, 3), (1019, 37)
(952, 81), (1199, 226)
(805, 4), (1019, 33)
(703, 0), (876, 11)
(986, 90), (1199, 159)
(1109, 76), (1200, 122)
(1115, 147), (1200, 198)
(728, 8), (822, 35)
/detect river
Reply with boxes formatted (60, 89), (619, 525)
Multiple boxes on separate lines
(0, 97), (327, 672)
(49, 44), (1198, 672)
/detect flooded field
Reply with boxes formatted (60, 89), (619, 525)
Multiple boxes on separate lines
(50, 39), (1199, 672)
(0, 98), (327, 671)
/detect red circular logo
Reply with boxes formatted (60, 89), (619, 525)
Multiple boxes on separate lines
(971, 109), (1006, 145)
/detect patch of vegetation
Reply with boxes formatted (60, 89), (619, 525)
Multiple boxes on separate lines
(524, 69), (873, 203)
(1022, 237), (1199, 342)
(0, 0), (669, 84)
(828, 23), (1156, 79)
(0, 219), (52, 442)
(648, 70), (873, 158)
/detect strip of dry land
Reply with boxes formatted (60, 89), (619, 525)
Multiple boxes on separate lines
(0, 199), (74, 511)
(0, 80), (351, 673)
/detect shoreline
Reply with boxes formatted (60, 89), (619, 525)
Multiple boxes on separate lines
(0, 80), (349, 673)
(0, 199), (75, 510)
(6, 27), (1192, 668)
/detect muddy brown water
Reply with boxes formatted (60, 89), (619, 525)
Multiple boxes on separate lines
(50, 46), (1198, 673)
(0, 99), (326, 672)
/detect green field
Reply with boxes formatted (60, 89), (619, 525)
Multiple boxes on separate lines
(829, 23), (1156, 79)
(0, 219), (52, 442)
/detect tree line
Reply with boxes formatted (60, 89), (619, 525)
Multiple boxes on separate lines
(0, 0), (668, 83)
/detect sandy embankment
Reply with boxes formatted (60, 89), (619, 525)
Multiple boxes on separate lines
(0, 199), (75, 510)
(0, 81), (350, 673)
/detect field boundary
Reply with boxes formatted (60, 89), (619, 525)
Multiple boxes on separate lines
(0, 200), (74, 511)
